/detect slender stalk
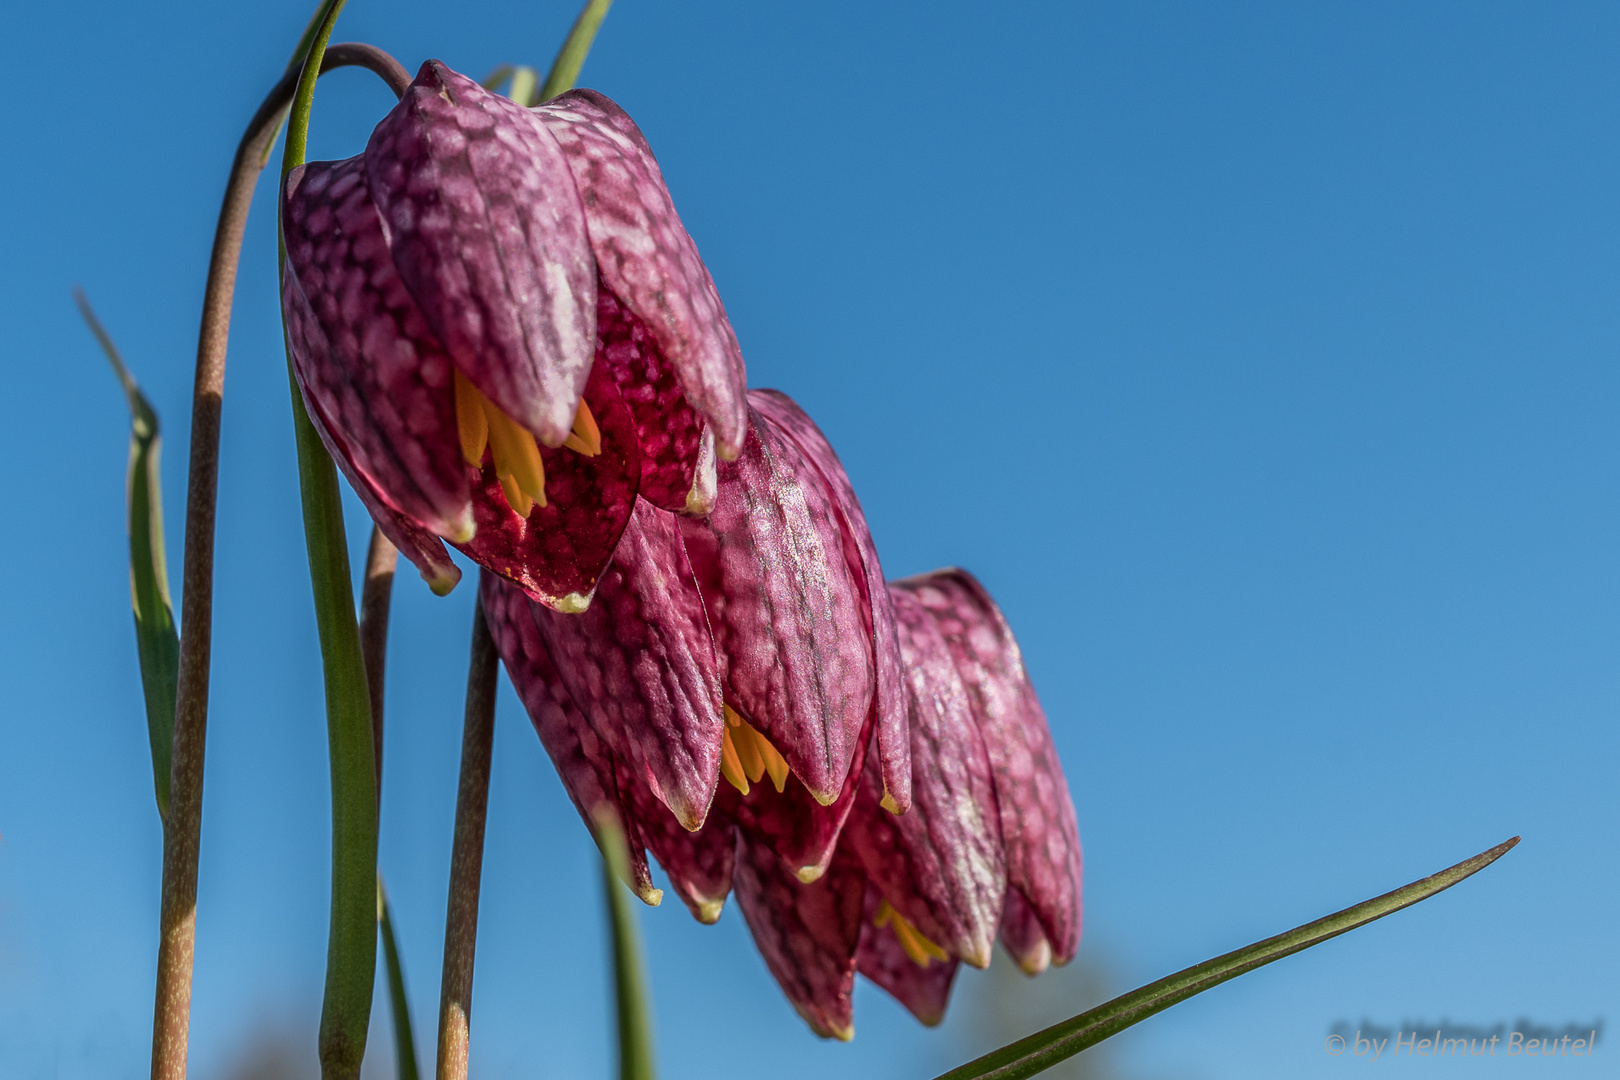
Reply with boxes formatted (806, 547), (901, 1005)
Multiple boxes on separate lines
(435, 601), (498, 1080)
(536, 0), (615, 104)
(360, 527), (399, 794)
(379, 879), (424, 1080)
(150, 30), (409, 1080)
(597, 819), (656, 1080)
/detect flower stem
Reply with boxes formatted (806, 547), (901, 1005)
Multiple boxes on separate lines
(536, 0), (615, 104)
(435, 599), (499, 1080)
(361, 527), (399, 795)
(596, 817), (657, 1080)
(150, 25), (408, 1080)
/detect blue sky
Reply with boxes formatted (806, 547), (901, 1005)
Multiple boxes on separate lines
(1, 2), (1614, 1078)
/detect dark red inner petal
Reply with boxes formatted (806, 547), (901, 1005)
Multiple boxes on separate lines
(719, 707), (874, 884)
(593, 284), (708, 511)
(456, 364), (641, 610)
(855, 884), (959, 1027)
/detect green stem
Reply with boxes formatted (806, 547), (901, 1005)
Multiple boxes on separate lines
(379, 879), (423, 1080)
(278, 4), (381, 1078)
(935, 837), (1521, 1080)
(536, 0), (615, 103)
(596, 817), (656, 1080)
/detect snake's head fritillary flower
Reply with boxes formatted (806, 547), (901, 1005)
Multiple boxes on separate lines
(281, 61), (745, 609)
(731, 571), (1082, 1037)
(479, 392), (910, 925)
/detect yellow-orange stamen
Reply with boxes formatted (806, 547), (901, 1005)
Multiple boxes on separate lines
(562, 398), (602, 457)
(453, 372), (548, 517)
(454, 371), (489, 466)
(874, 900), (949, 968)
(720, 723), (750, 796)
(720, 704), (792, 796)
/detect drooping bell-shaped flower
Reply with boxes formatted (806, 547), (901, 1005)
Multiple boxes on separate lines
(281, 60), (746, 609)
(728, 571), (1082, 1037)
(479, 391), (910, 923)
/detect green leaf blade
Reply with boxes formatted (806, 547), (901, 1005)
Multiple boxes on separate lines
(378, 880), (422, 1080)
(537, 0), (615, 103)
(78, 288), (179, 820)
(936, 837), (1520, 1080)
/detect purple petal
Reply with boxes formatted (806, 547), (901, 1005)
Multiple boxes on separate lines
(750, 389), (911, 814)
(594, 286), (710, 512)
(624, 778), (735, 923)
(732, 838), (864, 1040)
(855, 884), (959, 1027)
(365, 61), (596, 446)
(480, 573), (661, 904)
(842, 587), (1005, 968)
(535, 89), (748, 457)
(456, 364), (640, 611)
(281, 158), (472, 542)
(283, 259), (462, 595)
(528, 501), (723, 830)
(897, 570), (1083, 964)
(678, 409), (874, 802)
(998, 886), (1054, 975)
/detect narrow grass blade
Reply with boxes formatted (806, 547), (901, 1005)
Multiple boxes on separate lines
(78, 288), (178, 820)
(481, 64), (540, 105)
(936, 837), (1520, 1080)
(378, 879), (422, 1080)
(596, 814), (656, 1080)
(537, 0), (614, 103)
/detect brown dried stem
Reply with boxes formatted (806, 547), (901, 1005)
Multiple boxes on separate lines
(435, 600), (499, 1080)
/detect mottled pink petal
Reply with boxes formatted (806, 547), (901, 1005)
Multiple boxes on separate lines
(750, 389), (911, 814)
(855, 884), (959, 1027)
(624, 778), (735, 924)
(678, 409), (874, 802)
(732, 838), (864, 1041)
(456, 364), (640, 612)
(897, 570), (1083, 964)
(593, 286), (709, 512)
(843, 588), (1005, 968)
(535, 89), (748, 457)
(480, 573), (661, 904)
(998, 887), (1054, 975)
(722, 708), (872, 884)
(282, 158), (472, 542)
(365, 62), (596, 445)
(528, 501), (723, 830)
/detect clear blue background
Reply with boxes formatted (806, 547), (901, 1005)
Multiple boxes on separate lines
(1, 1), (1613, 1077)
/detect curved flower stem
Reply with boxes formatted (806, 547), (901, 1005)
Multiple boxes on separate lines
(435, 600), (499, 1080)
(361, 527), (400, 795)
(151, 24), (408, 1080)
(536, 0), (615, 104)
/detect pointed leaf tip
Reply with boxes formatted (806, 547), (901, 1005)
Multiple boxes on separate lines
(80, 290), (178, 821)
(933, 837), (1519, 1080)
